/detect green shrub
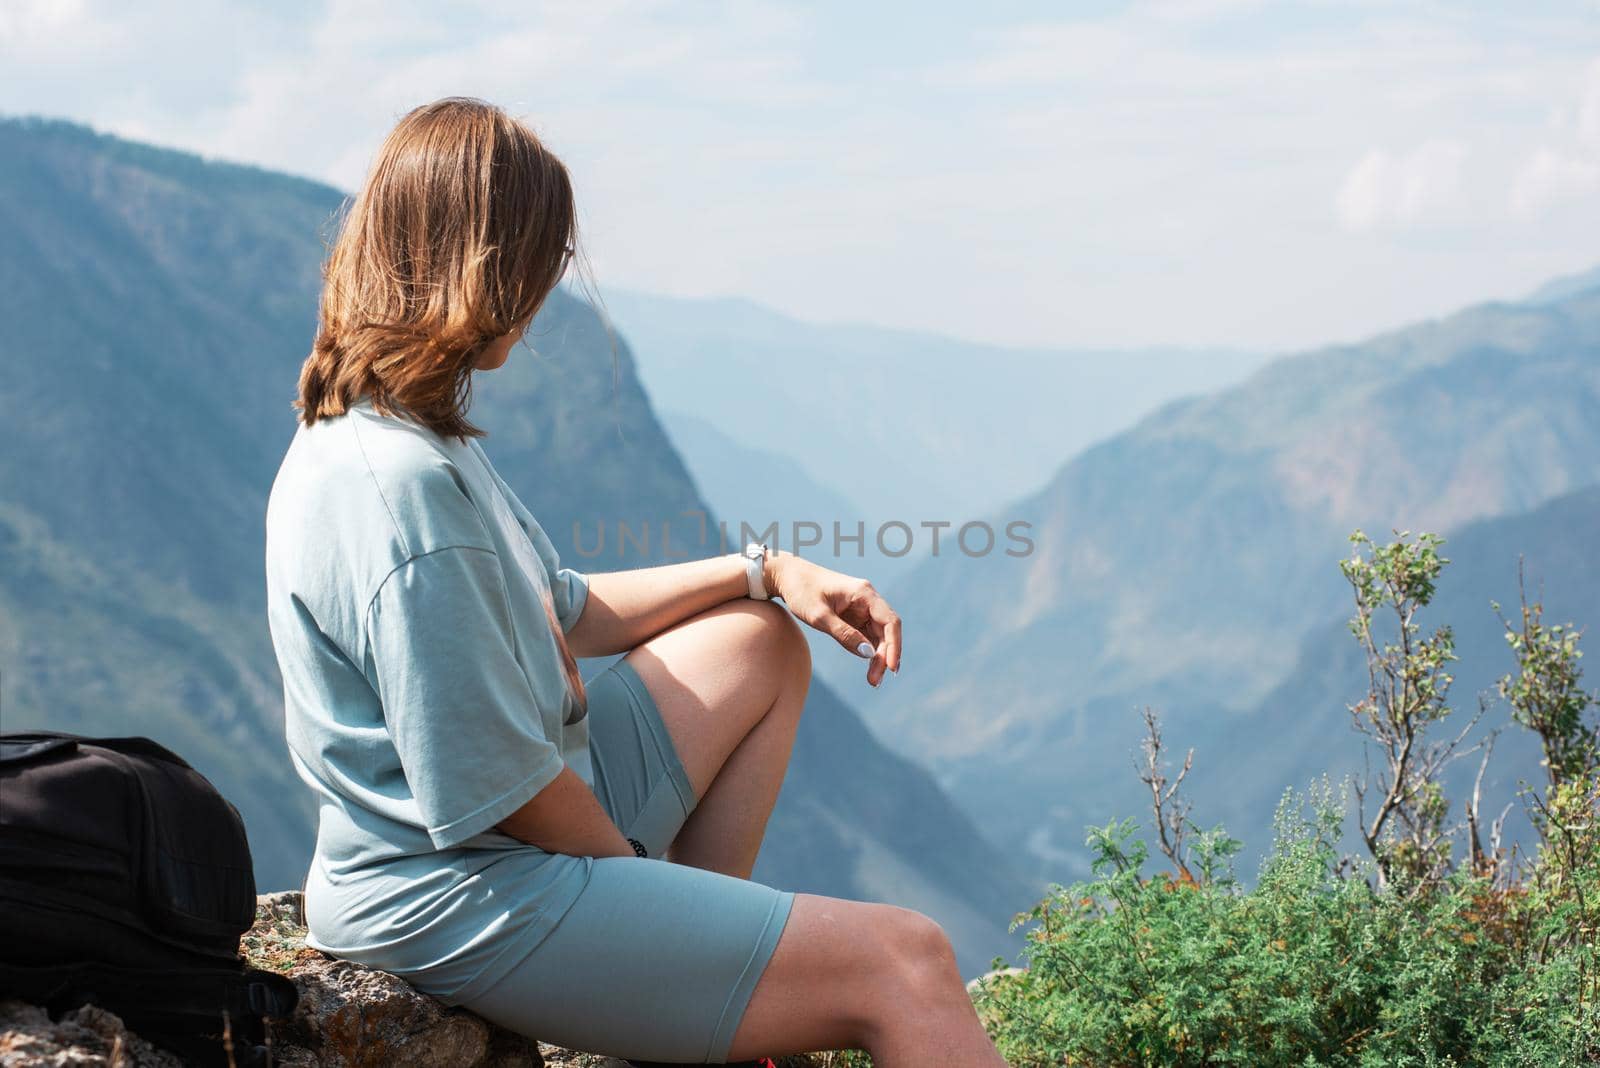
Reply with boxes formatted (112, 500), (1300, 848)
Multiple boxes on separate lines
(978, 533), (1600, 1066)
(981, 788), (1598, 1066)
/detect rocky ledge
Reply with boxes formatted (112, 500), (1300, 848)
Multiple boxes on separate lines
(0, 891), (839, 1067)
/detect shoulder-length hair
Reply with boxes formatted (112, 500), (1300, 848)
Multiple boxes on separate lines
(295, 97), (575, 441)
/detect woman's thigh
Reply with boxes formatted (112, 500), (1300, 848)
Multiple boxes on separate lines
(619, 599), (809, 801)
(454, 855), (797, 1064)
(454, 862), (919, 1065)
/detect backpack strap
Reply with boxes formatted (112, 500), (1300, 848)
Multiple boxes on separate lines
(0, 731), (193, 770)
(0, 736), (79, 767)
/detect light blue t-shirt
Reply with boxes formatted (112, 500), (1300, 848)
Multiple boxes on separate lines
(264, 394), (597, 1002)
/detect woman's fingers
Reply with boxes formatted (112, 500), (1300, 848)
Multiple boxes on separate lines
(785, 561), (904, 687)
(825, 615), (877, 661)
(846, 584), (901, 678)
(814, 607), (888, 687)
(865, 591), (902, 674)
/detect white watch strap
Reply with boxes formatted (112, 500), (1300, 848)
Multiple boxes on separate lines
(742, 543), (769, 600)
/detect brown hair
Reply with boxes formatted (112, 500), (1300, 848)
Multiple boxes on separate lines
(300, 97), (588, 713)
(295, 96), (576, 441)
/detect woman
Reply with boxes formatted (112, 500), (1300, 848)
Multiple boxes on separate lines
(264, 98), (1006, 1066)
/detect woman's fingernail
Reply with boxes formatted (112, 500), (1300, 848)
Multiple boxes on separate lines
(856, 641), (873, 658)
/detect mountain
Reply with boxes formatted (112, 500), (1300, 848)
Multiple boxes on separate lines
(824, 281), (1600, 883)
(1528, 263), (1600, 305)
(601, 289), (1268, 543)
(0, 116), (1031, 975)
(657, 407), (866, 554)
(0, 118), (342, 871)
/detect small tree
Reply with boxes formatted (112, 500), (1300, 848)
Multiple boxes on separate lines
(1134, 706), (1241, 889)
(1496, 571), (1600, 989)
(1496, 566), (1600, 791)
(1341, 530), (1483, 889)
(1137, 706), (1194, 884)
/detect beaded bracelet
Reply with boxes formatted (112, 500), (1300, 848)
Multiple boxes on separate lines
(627, 837), (648, 858)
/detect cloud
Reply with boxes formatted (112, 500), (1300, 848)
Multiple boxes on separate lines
(1511, 148), (1600, 218)
(0, 0), (83, 39)
(1509, 57), (1600, 218)
(1582, 57), (1600, 149)
(1139, 0), (1272, 23)
(2, 2), (1597, 352)
(1336, 141), (1467, 231)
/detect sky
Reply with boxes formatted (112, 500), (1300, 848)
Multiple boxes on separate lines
(2, 0), (1598, 353)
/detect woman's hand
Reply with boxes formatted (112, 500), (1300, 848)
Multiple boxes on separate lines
(765, 553), (902, 687)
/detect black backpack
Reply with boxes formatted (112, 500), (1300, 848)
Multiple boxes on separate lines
(0, 731), (299, 1066)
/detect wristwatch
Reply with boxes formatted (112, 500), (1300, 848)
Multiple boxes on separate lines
(740, 542), (770, 601)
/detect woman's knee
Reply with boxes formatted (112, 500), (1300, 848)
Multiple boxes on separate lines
(879, 906), (960, 993)
(719, 598), (812, 685)
(827, 903), (964, 1038)
(752, 599), (811, 662)
(733, 896), (952, 1055)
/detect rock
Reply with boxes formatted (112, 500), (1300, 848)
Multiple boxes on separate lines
(0, 999), (186, 1067)
(245, 892), (542, 1068)
(265, 954), (538, 1067)
(257, 889), (306, 928)
(965, 966), (1027, 1033)
(964, 966), (1026, 995)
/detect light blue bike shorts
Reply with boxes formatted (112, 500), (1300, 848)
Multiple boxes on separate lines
(447, 658), (797, 1064)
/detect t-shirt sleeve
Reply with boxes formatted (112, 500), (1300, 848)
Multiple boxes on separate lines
(525, 518), (589, 633)
(363, 545), (565, 850)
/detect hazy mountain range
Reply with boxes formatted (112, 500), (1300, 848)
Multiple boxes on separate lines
(0, 116), (1031, 975)
(603, 288), (1269, 561)
(815, 272), (1600, 883)
(655, 406), (867, 562)
(1527, 263), (1600, 306)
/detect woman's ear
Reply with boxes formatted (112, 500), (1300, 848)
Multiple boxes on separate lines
(474, 333), (518, 371)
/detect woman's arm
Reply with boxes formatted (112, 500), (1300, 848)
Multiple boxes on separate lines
(566, 549), (904, 687)
(501, 549), (907, 857)
(564, 553), (749, 658)
(495, 765), (636, 857)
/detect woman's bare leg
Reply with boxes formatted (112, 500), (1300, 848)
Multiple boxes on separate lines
(621, 598), (812, 878)
(619, 601), (1003, 1063)
(725, 894), (1008, 1066)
